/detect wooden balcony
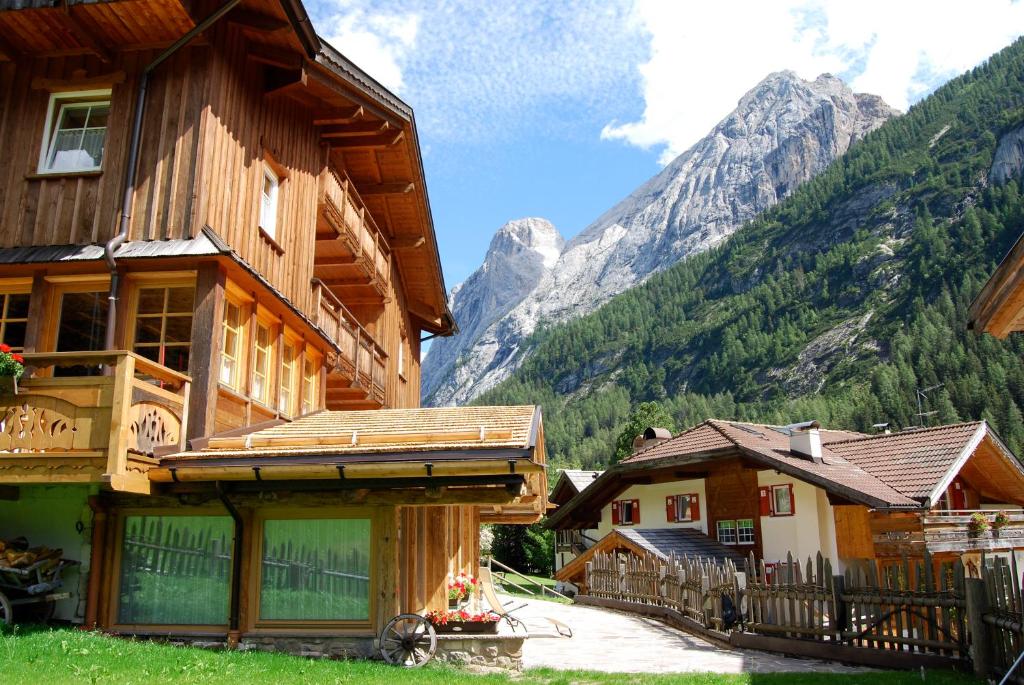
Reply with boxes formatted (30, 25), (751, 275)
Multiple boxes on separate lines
(312, 281), (388, 409)
(921, 510), (1024, 553)
(315, 166), (392, 307)
(0, 352), (190, 494)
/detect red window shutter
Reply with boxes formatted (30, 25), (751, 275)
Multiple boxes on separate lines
(632, 499), (641, 524)
(690, 493), (701, 521)
(759, 487), (771, 516)
(666, 496), (676, 522)
(611, 501), (620, 525)
(953, 481), (968, 510)
(788, 483), (796, 515)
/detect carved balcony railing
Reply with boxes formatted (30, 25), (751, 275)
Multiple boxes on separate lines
(315, 166), (392, 303)
(312, 280), (388, 407)
(0, 351), (190, 494)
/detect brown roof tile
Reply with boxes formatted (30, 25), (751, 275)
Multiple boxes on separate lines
(623, 423), (735, 463)
(825, 422), (984, 500)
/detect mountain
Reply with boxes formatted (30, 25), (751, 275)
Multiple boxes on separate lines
(475, 39), (1024, 470)
(421, 218), (563, 403)
(424, 71), (897, 406)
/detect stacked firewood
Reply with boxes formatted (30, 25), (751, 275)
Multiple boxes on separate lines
(0, 537), (62, 570)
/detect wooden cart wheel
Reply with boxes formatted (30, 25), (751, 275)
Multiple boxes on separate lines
(0, 591), (11, 626)
(379, 613), (437, 668)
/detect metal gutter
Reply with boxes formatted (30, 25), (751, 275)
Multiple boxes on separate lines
(215, 482), (244, 644)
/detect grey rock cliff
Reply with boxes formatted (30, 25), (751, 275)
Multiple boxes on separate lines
(424, 72), (897, 406)
(420, 218), (563, 402)
(991, 123), (1024, 184)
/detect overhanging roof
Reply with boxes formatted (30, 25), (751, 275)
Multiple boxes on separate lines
(969, 229), (1024, 338)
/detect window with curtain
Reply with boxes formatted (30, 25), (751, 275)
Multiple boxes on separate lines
(259, 518), (371, 622)
(39, 92), (111, 174)
(0, 291), (30, 351)
(301, 354), (319, 414)
(220, 300), (244, 389)
(118, 515), (232, 625)
(279, 341), (298, 417)
(251, 320), (274, 405)
(133, 285), (195, 372)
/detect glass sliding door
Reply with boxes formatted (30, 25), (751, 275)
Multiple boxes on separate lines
(259, 518), (371, 622)
(117, 515), (232, 626)
(54, 289), (108, 376)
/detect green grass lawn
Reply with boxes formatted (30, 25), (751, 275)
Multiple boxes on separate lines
(0, 626), (983, 685)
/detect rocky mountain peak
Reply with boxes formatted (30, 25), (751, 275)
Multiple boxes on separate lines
(423, 72), (898, 407)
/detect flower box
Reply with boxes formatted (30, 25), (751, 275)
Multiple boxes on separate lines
(433, 620), (498, 635)
(0, 375), (17, 396)
(425, 609), (501, 635)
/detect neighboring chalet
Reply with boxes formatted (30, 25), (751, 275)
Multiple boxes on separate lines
(970, 230), (1024, 337)
(549, 420), (1024, 592)
(550, 469), (601, 573)
(0, 0), (546, 654)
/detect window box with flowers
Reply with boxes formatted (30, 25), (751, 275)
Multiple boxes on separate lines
(425, 608), (501, 634)
(967, 512), (990, 537)
(447, 571), (478, 609)
(0, 344), (25, 395)
(992, 511), (1011, 537)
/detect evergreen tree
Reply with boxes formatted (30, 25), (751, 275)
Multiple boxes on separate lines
(613, 401), (677, 462)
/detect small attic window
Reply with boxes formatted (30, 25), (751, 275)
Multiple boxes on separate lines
(259, 164), (279, 239)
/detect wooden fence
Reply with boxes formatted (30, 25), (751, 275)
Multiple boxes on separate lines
(583, 548), (1024, 677)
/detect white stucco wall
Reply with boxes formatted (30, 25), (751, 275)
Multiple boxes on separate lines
(0, 485), (96, 622)
(595, 478), (708, 538)
(757, 471), (838, 568)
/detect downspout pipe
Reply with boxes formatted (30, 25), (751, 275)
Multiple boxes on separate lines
(103, 0), (243, 350)
(215, 481), (244, 642)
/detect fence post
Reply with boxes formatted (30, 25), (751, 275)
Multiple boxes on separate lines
(585, 561), (592, 595)
(660, 564), (667, 604)
(619, 561), (626, 598)
(831, 574), (847, 636)
(965, 577), (993, 678)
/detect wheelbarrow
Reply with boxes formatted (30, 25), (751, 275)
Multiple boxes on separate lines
(0, 556), (79, 625)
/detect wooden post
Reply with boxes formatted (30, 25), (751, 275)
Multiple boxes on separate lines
(585, 561), (592, 595)
(966, 577), (993, 678)
(619, 561), (626, 597)
(831, 574), (847, 635)
(187, 263), (225, 441)
(105, 353), (135, 480)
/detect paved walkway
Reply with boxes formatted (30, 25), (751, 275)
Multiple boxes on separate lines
(508, 596), (868, 674)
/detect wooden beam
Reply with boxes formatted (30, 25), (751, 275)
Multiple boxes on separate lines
(32, 71), (126, 91)
(246, 43), (302, 70)
(62, 3), (113, 64)
(391, 235), (425, 250)
(332, 129), (404, 150)
(264, 68), (307, 99)
(320, 121), (390, 138)
(313, 255), (359, 266)
(357, 182), (415, 196)
(0, 30), (21, 62)
(320, 277), (373, 287)
(227, 8), (290, 33)
(186, 264), (225, 442)
(313, 106), (364, 126)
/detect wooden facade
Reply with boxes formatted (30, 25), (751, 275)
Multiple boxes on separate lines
(0, 0), (538, 648)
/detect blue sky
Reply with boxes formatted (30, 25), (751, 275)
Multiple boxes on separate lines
(306, 0), (1024, 289)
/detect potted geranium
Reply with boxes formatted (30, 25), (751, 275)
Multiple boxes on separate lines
(425, 608), (501, 635)
(0, 344), (25, 395)
(968, 512), (990, 537)
(447, 572), (478, 609)
(992, 511), (1011, 537)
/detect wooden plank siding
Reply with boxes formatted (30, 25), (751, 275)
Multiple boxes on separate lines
(705, 460), (763, 560)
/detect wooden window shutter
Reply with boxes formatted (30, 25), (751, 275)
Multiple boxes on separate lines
(632, 499), (641, 524)
(666, 496), (676, 523)
(611, 500), (620, 525)
(759, 487), (771, 516)
(690, 493), (701, 521)
(952, 480), (968, 510)
(788, 483), (796, 515)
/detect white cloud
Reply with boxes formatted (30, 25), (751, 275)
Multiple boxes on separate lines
(320, 7), (421, 93)
(605, 0), (1024, 164)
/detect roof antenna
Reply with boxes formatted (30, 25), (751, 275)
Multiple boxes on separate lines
(916, 383), (944, 427)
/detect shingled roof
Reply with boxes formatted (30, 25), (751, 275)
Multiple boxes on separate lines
(548, 418), (1021, 530)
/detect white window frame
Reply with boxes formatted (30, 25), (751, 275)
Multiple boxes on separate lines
(771, 484), (794, 516)
(717, 520), (738, 545)
(737, 518), (755, 545)
(619, 500), (636, 525)
(38, 90), (112, 174)
(259, 164), (279, 239)
(674, 494), (693, 522)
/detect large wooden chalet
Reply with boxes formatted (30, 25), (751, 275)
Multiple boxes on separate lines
(0, 0), (547, 653)
(549, 420), (1024, 592)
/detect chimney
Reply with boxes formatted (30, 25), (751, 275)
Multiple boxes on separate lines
(787, 421), (822, 463)
(633, 427), (672, 453)
(872, 423), (891, 435)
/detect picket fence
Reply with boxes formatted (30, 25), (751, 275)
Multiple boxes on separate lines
(584, 548), (1024, 679)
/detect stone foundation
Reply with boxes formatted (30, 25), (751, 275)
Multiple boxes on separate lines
(117, 631), (525, 670)
(433, 634), (525, 671)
